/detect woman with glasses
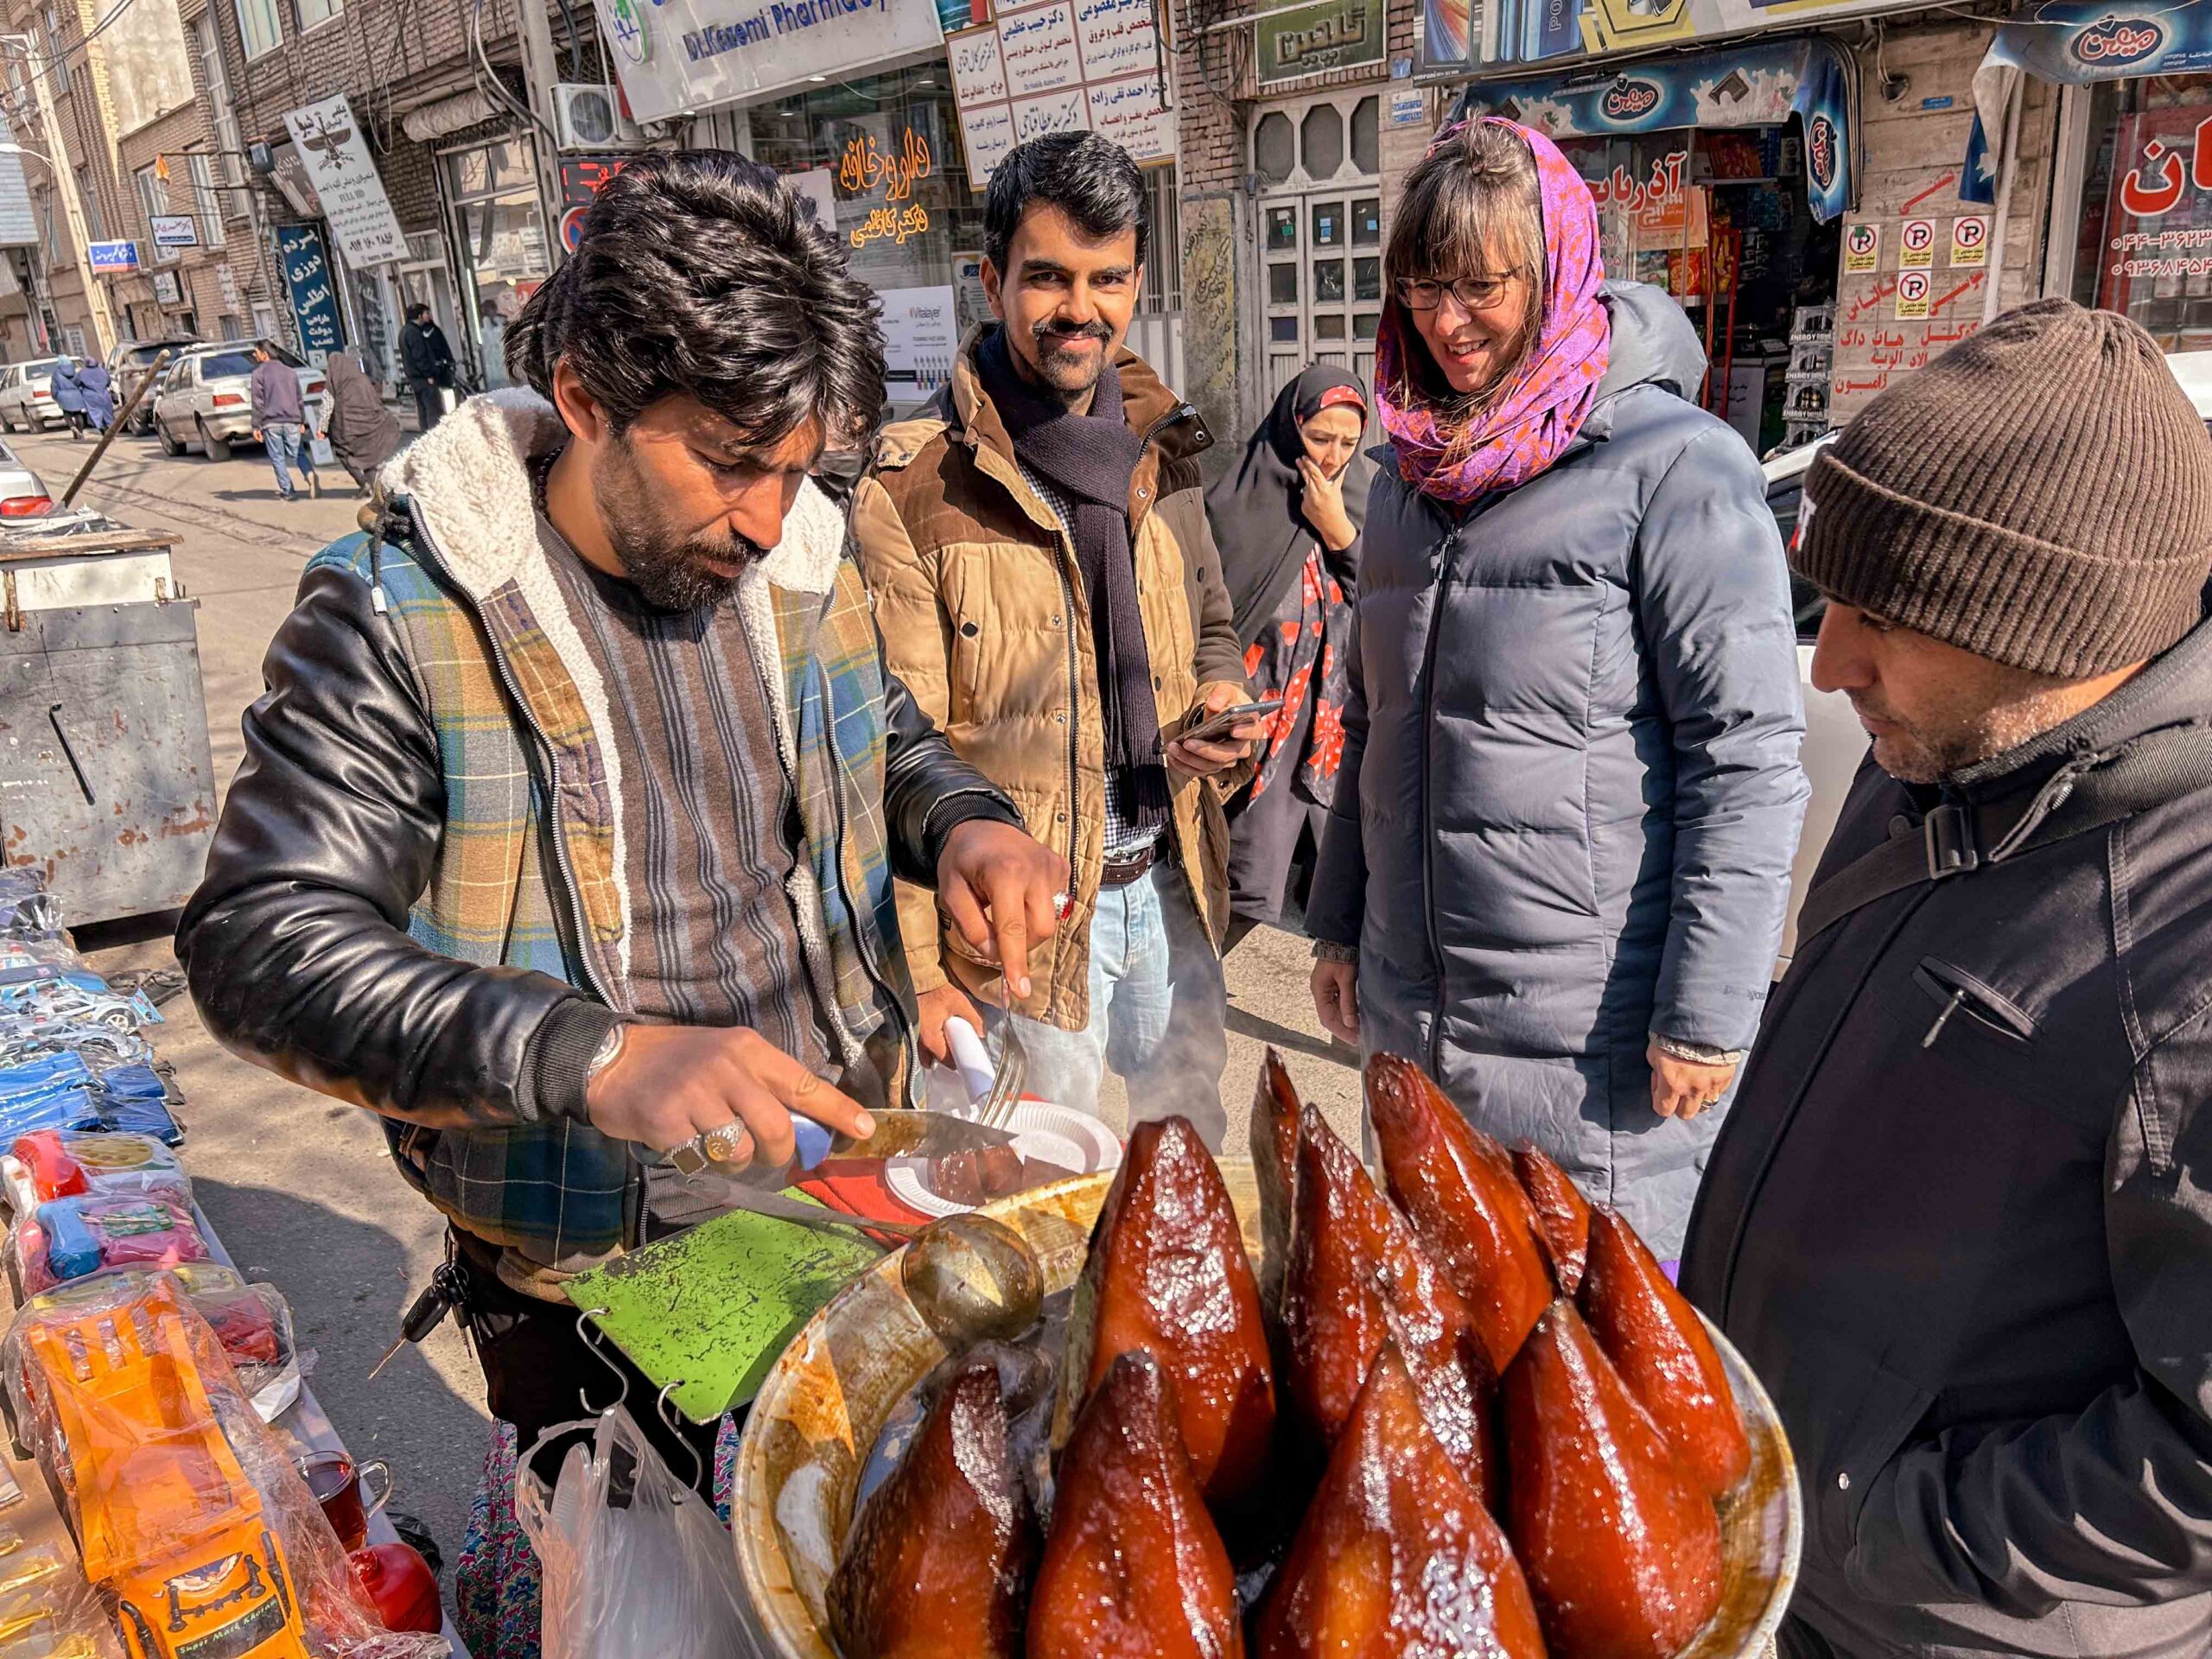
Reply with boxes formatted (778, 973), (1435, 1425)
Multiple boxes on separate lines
(1305, 118), (1807, 1259)
(1205, 365), (1371, 945)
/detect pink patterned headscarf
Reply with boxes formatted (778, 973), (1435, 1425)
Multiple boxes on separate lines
(1376, 118), (1611, 506)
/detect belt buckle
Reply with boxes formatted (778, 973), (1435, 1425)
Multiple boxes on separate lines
(1923, 803), (1980, 880)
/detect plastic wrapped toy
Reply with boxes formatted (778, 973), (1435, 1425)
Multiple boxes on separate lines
(15, 1197), (209, 1294)
(3, 1134), (189, 1217)
(20, 1270), (300, 1427)
(3, 1276), (442, 1659)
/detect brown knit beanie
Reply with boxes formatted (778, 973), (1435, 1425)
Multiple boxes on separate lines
(1796, 298), (2212, 677)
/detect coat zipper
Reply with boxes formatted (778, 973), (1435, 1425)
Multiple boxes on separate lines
(1414, 493), (1507, 1074)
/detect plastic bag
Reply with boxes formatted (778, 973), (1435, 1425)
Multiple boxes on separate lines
(0, 1019), (150, 1073)
(0, 1547), (124, 1658)
(518, 1407), (765, 1659)
(0, 872), (63, 944)
(2, 1274), (443, 1659)
(1, 1131), (188, 1217)
(13, 1194), (209, 1294)
(0, 969), (158, 1034)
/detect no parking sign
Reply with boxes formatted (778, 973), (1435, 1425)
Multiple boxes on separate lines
(1896, 269), (1931, 320)
(1900, 218), (1936, 270)
(1951, 215), (1990, 267)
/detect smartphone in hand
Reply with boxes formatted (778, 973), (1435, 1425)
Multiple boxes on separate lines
(1182, 696), (1284, 745)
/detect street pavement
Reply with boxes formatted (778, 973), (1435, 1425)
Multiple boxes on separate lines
(21, 419), (1365, 1586)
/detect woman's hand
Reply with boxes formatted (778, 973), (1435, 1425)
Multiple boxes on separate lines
(1297, 455), (1358, 552)
(1646, 1039), (1736, 1121)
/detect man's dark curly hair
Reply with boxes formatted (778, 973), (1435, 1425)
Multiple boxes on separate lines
(506, 150), (885, 448)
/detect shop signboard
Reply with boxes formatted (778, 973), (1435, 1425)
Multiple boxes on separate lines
(1480, 0), (1906, 68)
(87, 241), (138, 273)
(282, 95), (407, 269)
(150, 214), (197, 250)
(594, 0), (949, 124)
(1456, 37), (1853, 220)
(1983, 0), (2212, 85)
(151, 270), (182, 305)
(275, 222), (345, 358)
(946, 0), (1173, 186)
(2086, 106), (2212, 326)
(1257, 0), (1385, 83)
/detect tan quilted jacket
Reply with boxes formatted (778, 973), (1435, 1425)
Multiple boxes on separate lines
(851, 331), (1249, 1030)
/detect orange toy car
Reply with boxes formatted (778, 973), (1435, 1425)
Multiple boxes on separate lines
(16, 1277), (310, 1659)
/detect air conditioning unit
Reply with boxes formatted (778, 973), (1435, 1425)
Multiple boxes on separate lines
(551, 84), (642, 150)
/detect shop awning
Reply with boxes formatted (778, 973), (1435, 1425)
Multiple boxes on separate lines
(1453, 36), (1857, 220)
(1964, 1), (2212, 202)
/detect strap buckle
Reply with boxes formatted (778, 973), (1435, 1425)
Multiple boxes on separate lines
(1924, 803), (1980, 880)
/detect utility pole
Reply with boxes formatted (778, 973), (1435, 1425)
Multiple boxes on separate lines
(512, 0), (565, 265)
(1, 37), (114, 358)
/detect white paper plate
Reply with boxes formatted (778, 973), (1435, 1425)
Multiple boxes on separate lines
(885, 1103), (1122, 1218)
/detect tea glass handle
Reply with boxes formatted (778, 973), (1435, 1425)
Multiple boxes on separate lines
(357, 1458), (395, 1522)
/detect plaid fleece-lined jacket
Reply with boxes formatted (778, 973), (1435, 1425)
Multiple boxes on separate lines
(179, 391), (1019, 1278)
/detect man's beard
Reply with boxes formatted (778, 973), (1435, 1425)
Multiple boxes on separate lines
(1027, 317), (1114, 400)
(590, 438), (763, 611)
(1855, 678), (2083, 785)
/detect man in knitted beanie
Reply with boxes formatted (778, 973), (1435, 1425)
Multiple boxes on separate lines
(1682, 298), (2212, 1659)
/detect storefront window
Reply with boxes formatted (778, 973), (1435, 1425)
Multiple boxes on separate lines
(444, 137), (550, 391)
(1559, 124), (1834, 451)
(748, 64), (982, 404)
(2074, 75), (2212, 348)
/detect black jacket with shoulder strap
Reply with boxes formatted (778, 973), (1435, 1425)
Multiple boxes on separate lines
(1681, 609), (2212, 1658)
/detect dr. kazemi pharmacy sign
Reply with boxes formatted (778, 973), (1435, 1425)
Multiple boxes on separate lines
(594, 0), (946, 123)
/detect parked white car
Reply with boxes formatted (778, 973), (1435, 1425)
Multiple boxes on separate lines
(0, 359), (66, 434)
(151, 343), (327, 463)
(0, 438), (53, 518)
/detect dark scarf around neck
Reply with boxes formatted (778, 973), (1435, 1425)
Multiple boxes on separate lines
(979, 327), (1171, 817)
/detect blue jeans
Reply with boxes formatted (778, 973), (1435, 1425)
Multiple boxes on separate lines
(264, 421), (313, 496)
(985, 860), (1229, 1148)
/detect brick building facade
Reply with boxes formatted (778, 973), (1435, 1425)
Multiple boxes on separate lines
(1172, 0), (1442, 459)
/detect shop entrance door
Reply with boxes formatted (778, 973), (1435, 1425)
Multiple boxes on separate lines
(1252, 92), (1384, 400)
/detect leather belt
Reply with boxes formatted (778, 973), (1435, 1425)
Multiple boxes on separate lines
(1098, 837), (1163, 888)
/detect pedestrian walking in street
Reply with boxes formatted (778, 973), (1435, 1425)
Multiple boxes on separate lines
(1205, 365), (1370, 944)
(400, 302), (455, 432)
(247, 343), (316, 499)
(1305, 117), (1808, 1256)
(77, 358), (112, 433)
(176, 150), (1064, 1655)
(321, 349), (402, 493)
(852, 132), (1260, 1147)
(48, 357), (86, 439)
(1681, 299), (2212, 1659)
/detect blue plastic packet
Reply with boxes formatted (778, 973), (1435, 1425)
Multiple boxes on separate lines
(0, 1088), (102, 1139)
(35, 1197), (101, 1281)
(97, 1092), (184, 1146)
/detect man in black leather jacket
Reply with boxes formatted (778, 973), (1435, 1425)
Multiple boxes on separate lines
(1682, 301), (2212, 1656)
(177, 154), (1067, 1489)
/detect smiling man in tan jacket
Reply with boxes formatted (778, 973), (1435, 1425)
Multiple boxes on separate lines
(850, 134), (1256, 1146)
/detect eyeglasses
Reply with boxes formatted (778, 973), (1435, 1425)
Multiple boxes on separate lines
(1394, 271), (1523, 313)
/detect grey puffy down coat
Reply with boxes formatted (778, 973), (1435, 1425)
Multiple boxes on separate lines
(1308, 283), (1808, 1255)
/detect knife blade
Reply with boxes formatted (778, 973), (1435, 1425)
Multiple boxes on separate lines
(834, 1109), (1021, 1160)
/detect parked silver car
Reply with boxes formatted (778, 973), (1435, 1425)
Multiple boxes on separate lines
(0, 359), (66, 434)
(110, 337), (200, 435)
(0, 437), (53, 518)
(151, 343), (327, 463)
